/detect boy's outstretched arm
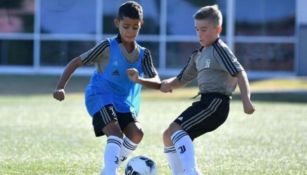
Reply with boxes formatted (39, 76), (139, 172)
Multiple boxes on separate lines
(237, 70), (255, 114)
(53, 57), (83, 101)
(160, 77), (185, 93)
(127, 68), (161, 90)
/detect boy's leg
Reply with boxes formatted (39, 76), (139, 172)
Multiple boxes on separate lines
(163, 123), (187, 175)
(171, 129), (198, 175)
(164, 122), (197, 175)
(118, 136), (138, 164)
(165, 95), (228, 175)
(164, 146), (185, 175)
(92, 105), (123, 175)
(117, 113), (144, 166)
(101, 128), (123, 175)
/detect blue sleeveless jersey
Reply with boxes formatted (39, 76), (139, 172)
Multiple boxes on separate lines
(85, 37), (144, 116)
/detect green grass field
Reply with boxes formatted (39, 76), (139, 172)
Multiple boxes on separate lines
(0, 75), (307, 175)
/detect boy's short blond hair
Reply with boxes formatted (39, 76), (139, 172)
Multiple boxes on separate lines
(193, 4), (222, 27)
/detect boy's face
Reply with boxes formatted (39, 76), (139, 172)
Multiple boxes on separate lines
(194, 19), (221, 47)
(115, 17), (142, 43)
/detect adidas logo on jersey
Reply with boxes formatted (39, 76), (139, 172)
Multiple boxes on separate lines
(112, 70), (120, 76)
(177, 116), (184, 121)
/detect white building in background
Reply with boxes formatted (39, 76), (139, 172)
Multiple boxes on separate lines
(0, 0), (306, 79)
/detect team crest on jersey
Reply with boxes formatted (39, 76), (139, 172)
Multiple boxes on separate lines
(196, 55), (211, 70)
(203, 58), (211, 68)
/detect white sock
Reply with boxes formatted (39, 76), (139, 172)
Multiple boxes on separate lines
(118, 137), (138, 166)
(171, 130), (197, 175)
(101, 136), (123, 175)
(164, 146), (185, 175)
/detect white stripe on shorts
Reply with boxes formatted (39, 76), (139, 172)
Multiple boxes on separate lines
(182, 98), (222, 130)
(99, 107), (112, 125)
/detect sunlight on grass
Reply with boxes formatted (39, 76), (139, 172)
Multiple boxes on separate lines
(0, 94), (306, 175)
(250, 78), (307, 91)
(0, 76), (307, 174)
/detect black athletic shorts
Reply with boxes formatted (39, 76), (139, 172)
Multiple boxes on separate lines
(174, 93), (230, 140)
(92, 104), (137, 137)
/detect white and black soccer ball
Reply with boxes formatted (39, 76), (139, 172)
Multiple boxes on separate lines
(125, 156), (157, 175)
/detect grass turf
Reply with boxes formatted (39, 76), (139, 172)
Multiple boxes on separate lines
(0, 75), (306, 174)
(0, 94), (306, 175)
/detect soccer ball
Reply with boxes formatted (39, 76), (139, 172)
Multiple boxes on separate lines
(125, 156), (157, 175)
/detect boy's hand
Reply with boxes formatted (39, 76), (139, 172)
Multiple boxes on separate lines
(127, 68), (139, 83)
(243, 100), (255, 114)
(160, 80), (172, 93)
(53, 89), (65, 101)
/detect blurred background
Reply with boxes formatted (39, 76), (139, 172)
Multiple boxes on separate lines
(0, 0), (306, 79)
(0, 2), (306, 174)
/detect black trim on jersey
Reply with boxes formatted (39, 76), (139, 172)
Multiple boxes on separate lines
(177, 46), (203, 80)
(116, 34), (156, 77)
(116, 33), (122, 43)
(142, 49), (156, 78)
(177, 57), (192, 80)
(212, 39), (238, 76)
(198, 46), (204, 52)
(117, 33), (156, 77)
(82, 40), (110, 65)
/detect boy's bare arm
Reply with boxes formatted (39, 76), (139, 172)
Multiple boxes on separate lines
(53, 57), (83, 101)
(127, 68), (161, 90)
(160, 77), (185, 93)
(164, 77), (184, 89)
(237, 71), (255, 114)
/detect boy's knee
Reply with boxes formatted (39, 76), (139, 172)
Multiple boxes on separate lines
(103, 121), (123, 138)
(133, 129), (144, 143)
(126, 127), (144, 144)
(163, 122), (183, 146)
(168, 122), (183, 135)
(163, 128), (173, 146)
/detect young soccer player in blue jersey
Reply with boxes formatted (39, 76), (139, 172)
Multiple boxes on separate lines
(160, 5), (255, 175)
(53, 1), (160, 175)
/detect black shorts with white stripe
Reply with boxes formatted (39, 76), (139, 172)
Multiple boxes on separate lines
(174, 93), (230, 140)
(92, 104), (137, 137)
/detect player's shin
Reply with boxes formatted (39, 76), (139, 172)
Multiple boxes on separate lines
(171, 130), (197, 174)
(101, 136), (123, 175)
(118, 137), (138, 166)
(164, 146), (185, 175)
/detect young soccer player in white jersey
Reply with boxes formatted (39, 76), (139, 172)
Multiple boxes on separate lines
(160, 5), (255, 175)
(53, 1), (160, 175)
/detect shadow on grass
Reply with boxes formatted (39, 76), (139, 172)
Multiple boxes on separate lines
(1, 75), (307, 103)
(0, 75), (89, 96)
(232, 91), (307, 103)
